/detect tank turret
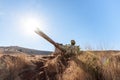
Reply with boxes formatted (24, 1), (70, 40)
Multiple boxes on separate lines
(35, 28), (66, 53)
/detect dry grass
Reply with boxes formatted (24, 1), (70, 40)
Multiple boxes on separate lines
(0, 51), (119, 80)
(0, 53), (35, 80)
(76, 51), (120, 80)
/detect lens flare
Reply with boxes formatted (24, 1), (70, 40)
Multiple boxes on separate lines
(21, 16), (40, 35)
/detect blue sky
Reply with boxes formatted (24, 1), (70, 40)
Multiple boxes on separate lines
(0, 0), (120, 51)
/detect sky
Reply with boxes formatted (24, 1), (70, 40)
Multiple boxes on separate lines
(0, 0), (120, 51)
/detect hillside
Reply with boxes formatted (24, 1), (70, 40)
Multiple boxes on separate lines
(0, 46), (52, 55)
(0, 48), (119, 80)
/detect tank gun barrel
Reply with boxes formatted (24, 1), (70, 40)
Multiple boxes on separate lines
(35, 28), (65, 52)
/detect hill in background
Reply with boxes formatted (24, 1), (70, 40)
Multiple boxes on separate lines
(0, 46), (52, 55)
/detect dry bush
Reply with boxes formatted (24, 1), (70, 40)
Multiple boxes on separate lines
(102, 54), (120, 80)
(77, 51), (120, 80)
(0, 53), (35, 80)
(62, 60), (93, 80)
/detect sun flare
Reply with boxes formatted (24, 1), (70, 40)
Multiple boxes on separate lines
(20, 15), (42, 36)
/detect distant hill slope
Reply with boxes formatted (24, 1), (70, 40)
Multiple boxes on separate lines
(0, 46), (52, 55)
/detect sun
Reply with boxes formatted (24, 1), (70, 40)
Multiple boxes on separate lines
(19, 15), (41, 36)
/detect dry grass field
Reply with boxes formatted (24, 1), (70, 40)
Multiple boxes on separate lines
(0, 50), (119, 80)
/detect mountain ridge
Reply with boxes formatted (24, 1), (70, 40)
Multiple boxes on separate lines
(0, 46), (52, 55)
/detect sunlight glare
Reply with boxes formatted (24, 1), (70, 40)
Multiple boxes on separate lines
(20, 15), (41, 36)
